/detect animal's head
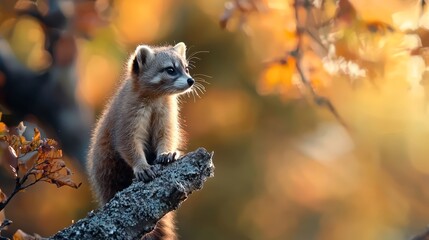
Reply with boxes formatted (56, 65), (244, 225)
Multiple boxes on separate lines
(129, 42), (194, 96)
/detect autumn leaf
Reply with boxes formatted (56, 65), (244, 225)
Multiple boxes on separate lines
(32, 128), (40, 142)
(0, 119), (81, 222)
(17, 160), (27, 174)
(29, 169), (43, 180)
(258, 57), (297, 95)
(45, 149), (63, 160)
(48, 174), (81, 189)
(29, 128), (41, 151)
(13, 229), (39, 240)
(50, 159), (66, 171)
(0, 122), (7, 135)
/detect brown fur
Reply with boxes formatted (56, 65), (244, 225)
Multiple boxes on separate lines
(87, 43), (193, 240)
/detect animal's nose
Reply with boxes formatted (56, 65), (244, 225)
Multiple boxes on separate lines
(187, 78), (195, 86)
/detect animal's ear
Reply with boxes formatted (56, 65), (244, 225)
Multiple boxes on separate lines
(131, 45), (154, 76)
(173, 42), (187, 59)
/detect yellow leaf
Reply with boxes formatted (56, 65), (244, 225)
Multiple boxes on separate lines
(32, 128), (40, 142)
(258, 57), (296, 95)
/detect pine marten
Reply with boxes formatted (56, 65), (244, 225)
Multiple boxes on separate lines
(87, 42), (195, 240)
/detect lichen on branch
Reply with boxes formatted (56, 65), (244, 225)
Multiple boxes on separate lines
(50, 148), (214, 240)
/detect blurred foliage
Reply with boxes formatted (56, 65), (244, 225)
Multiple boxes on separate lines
(1, 0), (429, 240)
(0, 117), (80, 239)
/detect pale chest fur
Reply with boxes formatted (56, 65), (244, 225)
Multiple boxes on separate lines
(133, 97), (179, 152)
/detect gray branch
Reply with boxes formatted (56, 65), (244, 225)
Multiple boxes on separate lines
(49, 148), (214, 240)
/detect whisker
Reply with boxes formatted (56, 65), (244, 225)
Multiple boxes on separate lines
(193, 73), (212, 78)
(197, 87), (205, 95)
(187, 50), (210, 61)
(191, 89), (197, 102)
(194, 83), (206, 92)
(188, 56), (201, 62)
(194, 78), (210, 85)
(193, 88), (201, 99)
(188, 63), (196, 69)
(194, 85), (205, 96)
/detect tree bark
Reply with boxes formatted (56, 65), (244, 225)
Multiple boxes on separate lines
(49, 148), (214, 240)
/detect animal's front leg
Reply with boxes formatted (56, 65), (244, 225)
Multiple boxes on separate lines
(118, 140), (157, 182)
(117, 110), (157, 182)
(153, 104), (180, 165)
(154, 131), (179, 165)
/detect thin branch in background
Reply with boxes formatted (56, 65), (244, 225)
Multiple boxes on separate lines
(292, 0), (348, 128)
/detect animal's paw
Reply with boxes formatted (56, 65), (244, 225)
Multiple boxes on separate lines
(133, 165), (156, 183)
(154, 152), (178, 165)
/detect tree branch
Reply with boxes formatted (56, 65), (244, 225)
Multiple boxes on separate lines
(49, 148), (214, 240)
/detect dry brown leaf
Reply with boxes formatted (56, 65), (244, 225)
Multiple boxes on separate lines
(45, 149), (63, 160)
(49, 174), (81, 189)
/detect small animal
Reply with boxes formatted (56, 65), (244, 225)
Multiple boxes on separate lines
(87, 42), (195, 240)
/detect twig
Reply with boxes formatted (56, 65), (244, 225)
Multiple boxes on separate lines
(293, 0), (348, 128)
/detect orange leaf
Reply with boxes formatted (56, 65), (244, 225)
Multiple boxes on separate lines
(0, 122), (7, 134)
(13, 229), (37, 240)
(46, 149), (63, 160)
(258, 57), (296, 95)
(32, 128), (40, 142)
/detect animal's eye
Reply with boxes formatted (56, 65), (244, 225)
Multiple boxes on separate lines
(164, 67), (176, 75)
(185, 67), (190, 74)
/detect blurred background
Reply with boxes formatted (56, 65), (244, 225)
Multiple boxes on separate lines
(1, 0), (429, 239)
